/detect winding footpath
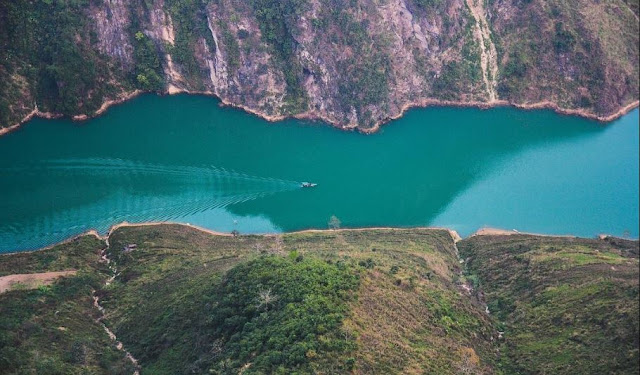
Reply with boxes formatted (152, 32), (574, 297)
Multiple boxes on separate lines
(93, 240), (140, 374)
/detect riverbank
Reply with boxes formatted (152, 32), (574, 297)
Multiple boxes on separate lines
(3, 221), (636, 255)
(470, 227), (580, 238)
(104, 221), (233, 243)
(2, 88), (638, 137)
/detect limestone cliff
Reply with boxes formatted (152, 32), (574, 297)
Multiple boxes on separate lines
(0, 0), (638, 133)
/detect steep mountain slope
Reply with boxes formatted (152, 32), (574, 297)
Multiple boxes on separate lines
(1, 0), (638, 133)
(0, 225), (638, 374)
(1, 226), (500, 374)
(490, 0), (640, 115)
(459, 233), (639, 374)
(0, 236), (135, 374)
(102, 226), (498, 374)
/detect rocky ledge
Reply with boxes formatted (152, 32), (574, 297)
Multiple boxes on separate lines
(1, 0), (638, 133)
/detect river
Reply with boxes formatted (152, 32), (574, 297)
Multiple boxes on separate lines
(0, 94), (637, 252)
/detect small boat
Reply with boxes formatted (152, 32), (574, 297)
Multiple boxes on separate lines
(301, 182), (317, 188)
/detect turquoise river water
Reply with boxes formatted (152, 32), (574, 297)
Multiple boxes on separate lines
(0, 94), (638, 252)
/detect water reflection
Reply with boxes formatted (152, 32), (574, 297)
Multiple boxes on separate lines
(0, 94), (636, 252)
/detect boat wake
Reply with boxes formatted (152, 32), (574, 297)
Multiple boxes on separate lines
(0, 158), (302, 251)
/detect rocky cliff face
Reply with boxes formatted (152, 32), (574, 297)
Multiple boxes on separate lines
(0, 0), (638, 132)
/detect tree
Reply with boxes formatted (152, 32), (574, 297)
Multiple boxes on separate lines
(457, 347), (480, 374)
(271, 235), (284, 254)
(328, 215), (341, 230)
(253, 243), (263, 253)
(136, 73), (149, 86)
(256, 288), (278, 311)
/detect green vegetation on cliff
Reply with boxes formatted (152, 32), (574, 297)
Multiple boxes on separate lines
(0, 0), (123, 124)
(247, 0), (309, 112)
(164, 0), (212, 88)
(1, 0), (637, 130)
(493, 0), (639, 113)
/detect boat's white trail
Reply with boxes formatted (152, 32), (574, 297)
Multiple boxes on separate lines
(0, 158), (302, 252)
(4, 158), (301, 185)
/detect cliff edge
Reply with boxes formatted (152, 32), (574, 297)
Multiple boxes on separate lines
(1, 0), (638, 132)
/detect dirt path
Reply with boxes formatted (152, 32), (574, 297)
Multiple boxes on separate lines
(92, 244), (141, 374)
(0, 270), (77, 293)
(92, 293), (140, 374)
(465, 0), (499, 101)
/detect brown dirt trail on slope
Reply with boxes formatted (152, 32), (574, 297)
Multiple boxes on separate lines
(0, 270), (77, 293)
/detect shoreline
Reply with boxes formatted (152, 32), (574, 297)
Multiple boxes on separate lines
(470, 227), (579, 238)
(363, 98), (640, 134)
(1, 88), (637, 137)
(103, 221), (233, 242)
(2, 221), (635, 256)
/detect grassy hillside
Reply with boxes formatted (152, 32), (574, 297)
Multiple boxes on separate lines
(0, 225), (638, 374)
(0, 236), (134, 374)
(103, 226), (496, 374)
(458, 234), (639, 374)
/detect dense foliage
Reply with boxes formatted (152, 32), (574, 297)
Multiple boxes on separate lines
(247, 0), (309, 112)
(207, 255), (360, 373)
(131, 31), (165, 91)
(0, 0), (121, 123)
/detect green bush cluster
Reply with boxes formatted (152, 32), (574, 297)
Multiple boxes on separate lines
(131, 31), (164, 91)
(207, 255), (360, 373)
(164, 0), (212, 86)
(497, 46), (531, 97)
(413, 0), (443, 10)
(248, 0), (309, 112)
(0, 0), (120, 120)
(433, 61), (466, 100)
(553, 22), (576, 53)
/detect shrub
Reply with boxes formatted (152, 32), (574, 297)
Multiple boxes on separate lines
(204, 256), (360, 373)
